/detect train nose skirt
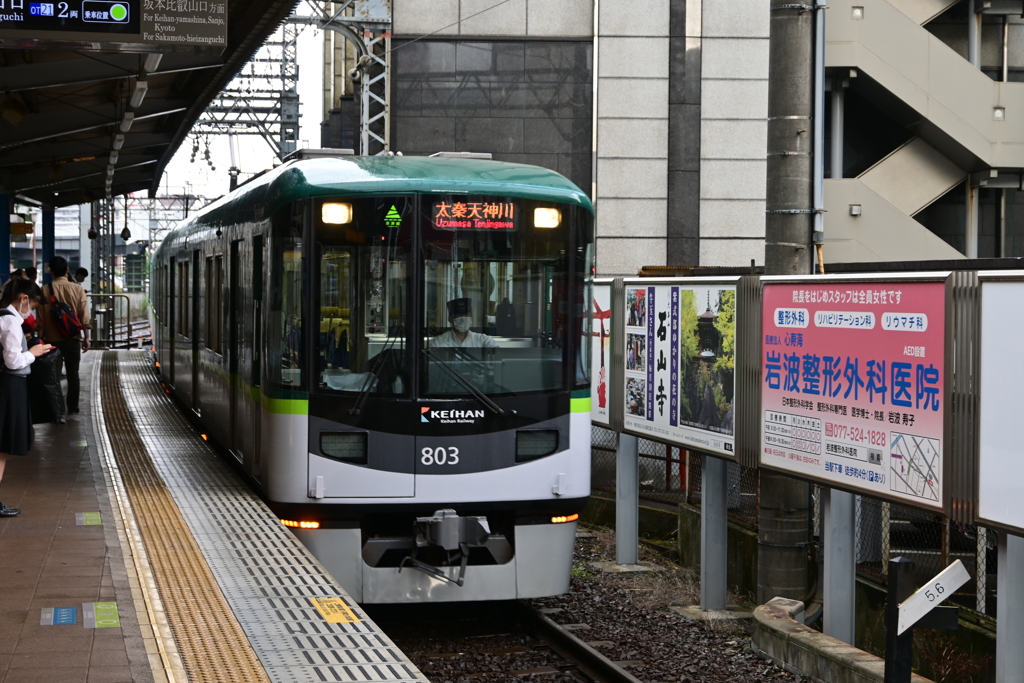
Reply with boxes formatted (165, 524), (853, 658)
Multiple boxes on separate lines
(96, 350), (427, 683)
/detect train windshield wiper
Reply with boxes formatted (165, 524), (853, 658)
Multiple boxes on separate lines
(349, 325), (403, 416)
(422, 347), (504, 416)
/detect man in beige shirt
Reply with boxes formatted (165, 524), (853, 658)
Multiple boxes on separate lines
(40, 257), (91, 415)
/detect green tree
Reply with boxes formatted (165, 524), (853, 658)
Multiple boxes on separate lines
(714, 290), (736, 373)
(679, 289), (699, 361)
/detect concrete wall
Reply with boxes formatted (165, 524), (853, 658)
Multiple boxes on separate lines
(393, 0), (773, 275)
(678, 502), (759, 601)
(394, 0), (594, 37)
(593, 0), (671, 275)
(697, 0), (769, 268)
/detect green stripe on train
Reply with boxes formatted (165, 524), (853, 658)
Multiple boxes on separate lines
(571, 396), (591, 413)
(263, 396), (309, 415)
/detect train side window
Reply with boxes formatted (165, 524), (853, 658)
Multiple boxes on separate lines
(177, 260), (190, 337)
(205, 255), (224, 354)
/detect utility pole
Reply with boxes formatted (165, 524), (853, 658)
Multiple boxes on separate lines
(759, 0), (815, 605)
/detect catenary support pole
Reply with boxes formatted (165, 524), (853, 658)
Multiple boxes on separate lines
(701, 454), (728, 611)
(615, 433), (639, 566)
(760, 0), (815, 605)
(822, 488), (856, 644)
(996, 533), (1024, 682)
(41, 206), (55, 285)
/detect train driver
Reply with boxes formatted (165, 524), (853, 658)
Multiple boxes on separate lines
(430, 298), (498, 349)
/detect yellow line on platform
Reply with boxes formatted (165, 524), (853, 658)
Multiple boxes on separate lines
(97, 352), (271, 683)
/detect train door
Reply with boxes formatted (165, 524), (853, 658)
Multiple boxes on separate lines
(168, 256), (175, 386)
(307, 197), (416, 498)
(191, 250), (200, 412)
(252, 234), (264, 475)
(228, 240), (243, 462)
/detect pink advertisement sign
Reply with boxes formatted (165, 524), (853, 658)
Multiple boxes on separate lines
(760, 280), (946, 509)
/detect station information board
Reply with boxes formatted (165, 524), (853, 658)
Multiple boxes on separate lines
(621, 279), (738, 458)
(977, 275), (1024, 533)
(760, 279), (947, 510)
(0, 0), (226, 51)
(591, 280), (612, 427)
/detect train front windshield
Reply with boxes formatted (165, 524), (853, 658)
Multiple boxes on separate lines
(312, 195), (587, 399)
(422, 195), (573, 397)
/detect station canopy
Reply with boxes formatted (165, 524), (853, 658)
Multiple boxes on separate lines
(0, 0), (298, 208)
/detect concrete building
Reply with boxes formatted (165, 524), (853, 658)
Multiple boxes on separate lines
(824, 0), (1024, 262)
(325, 0), (1024, 273)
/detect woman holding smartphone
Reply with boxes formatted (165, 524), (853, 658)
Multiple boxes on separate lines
(0, 278), (54, 517)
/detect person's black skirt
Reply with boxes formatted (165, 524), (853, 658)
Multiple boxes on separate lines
(0, 374), (33, 455)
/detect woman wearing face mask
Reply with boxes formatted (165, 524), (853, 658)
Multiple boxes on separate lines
(0, 279), (54, 517)
(428, 298), (498, 349)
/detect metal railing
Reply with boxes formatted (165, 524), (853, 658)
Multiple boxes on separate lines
(88, 294), (150, 349)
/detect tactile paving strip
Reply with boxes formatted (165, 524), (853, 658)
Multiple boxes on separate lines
(103, 352), (426, 683)
(99, 353), (271, 683)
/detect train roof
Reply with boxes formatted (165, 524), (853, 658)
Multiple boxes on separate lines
(162, 156), (593, 244)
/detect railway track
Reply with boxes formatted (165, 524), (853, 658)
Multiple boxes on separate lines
(366, 600), (642, 683)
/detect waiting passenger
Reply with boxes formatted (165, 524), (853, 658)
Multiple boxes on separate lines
(0, 279), (54, 517)
(429, 298), (497, 349)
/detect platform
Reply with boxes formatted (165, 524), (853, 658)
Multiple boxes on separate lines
(0, 350), (427, 683)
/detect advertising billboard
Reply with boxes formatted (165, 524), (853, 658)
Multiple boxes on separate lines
(977, 275), (1024, 533)
(622, 279), (738, 458)
(760, 278), (947, 510)
(591, 280), (612, 427)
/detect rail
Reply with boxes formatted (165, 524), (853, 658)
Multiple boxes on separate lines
(88, 294), (151, 349)
(517, 601), (644, 683)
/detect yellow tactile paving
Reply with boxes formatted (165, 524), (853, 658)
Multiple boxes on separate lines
(98, 351), (271, 683)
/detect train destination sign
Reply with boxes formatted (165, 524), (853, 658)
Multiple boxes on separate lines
(760, 278), (947, 510)
(0, 0), (227, 51)
(432, 199), (518, 231)
(622, 279), (738, 459)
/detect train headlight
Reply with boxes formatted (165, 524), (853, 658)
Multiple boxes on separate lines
(322, 202), (353, 225)
(551, 514), (579, 524)
(534, 207), (561, 228)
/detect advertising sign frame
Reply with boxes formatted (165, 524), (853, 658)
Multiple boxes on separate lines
(619, 276), (742, 460)
(975, 270), (1024, 535)
(758, 273), (954, 514)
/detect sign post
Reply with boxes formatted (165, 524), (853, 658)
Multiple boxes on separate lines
(619, 277), (741, 607)
(884, 557), (967, 683)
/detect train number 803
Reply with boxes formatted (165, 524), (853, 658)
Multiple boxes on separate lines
(421, 447), (460, 466)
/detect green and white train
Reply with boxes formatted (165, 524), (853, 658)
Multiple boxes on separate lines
(151, 153), (595, 602)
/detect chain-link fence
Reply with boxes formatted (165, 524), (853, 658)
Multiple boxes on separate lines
(591, 425), (759, 526)
(854, 497), (997, 618)
(592, 425), (997, 619)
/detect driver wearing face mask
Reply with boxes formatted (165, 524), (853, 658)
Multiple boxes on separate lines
(429, 298), (498, 349)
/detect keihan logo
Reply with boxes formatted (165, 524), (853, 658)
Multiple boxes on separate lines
(420, 407), (485, 423)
